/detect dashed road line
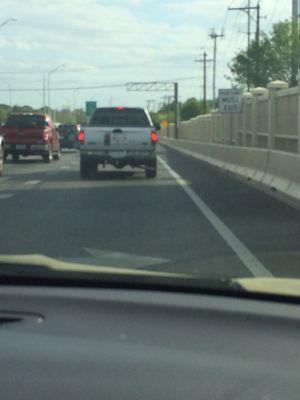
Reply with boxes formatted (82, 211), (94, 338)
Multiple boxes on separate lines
(0, 193), (12, 200)
(0, 177), (9, 183)
(46, 171), (59, 176)
(158, 155), (273, 278)
(23, 180), (42, 186)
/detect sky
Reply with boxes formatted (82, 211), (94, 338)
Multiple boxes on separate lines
(0, 0), (291, 111)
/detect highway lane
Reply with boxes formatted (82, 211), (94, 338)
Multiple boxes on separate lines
(0, 145), (300, 279)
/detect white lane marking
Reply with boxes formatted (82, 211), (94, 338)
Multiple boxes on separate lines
(158, 156), (273, 277)
(23, 180), (41, 186)
(46, 171), (58, 176)
(0, 193), (12, 199)
(60, 166), (71, 170)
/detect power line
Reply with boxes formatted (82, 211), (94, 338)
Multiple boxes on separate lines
(291, 0), (299, 85)
(0, 76), (200, 93)
(268, 0), (280, 28)
(228, 1), (258, 48)
(222, 7), (230, 31)
(228, 1), (261, 88)
(224, 8), (245, 58)
(0, 83), (126, 92)
(0, 61), (214, 76)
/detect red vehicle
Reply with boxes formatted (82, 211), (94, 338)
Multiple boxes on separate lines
(1, 113), (61, 163)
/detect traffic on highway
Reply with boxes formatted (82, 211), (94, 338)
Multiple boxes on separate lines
(0, 1), (300, 399)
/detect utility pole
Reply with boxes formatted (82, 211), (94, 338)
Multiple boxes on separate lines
(256, 2), (260, 45)
(174, 82), (179, 138)
(209, 29), (225, 109)
(247, 0), (251, 48)
(255, 1), (261, 87)
(163, 95), (174, 137)
(292, 0), (299, 85)
(228, 1), (261, 89)
(47, 64), (64, 118)
(195, 52), (213, 114)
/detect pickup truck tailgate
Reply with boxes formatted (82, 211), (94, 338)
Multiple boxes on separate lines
(84, 127), (153, 151)
(3, 127), (44, 144)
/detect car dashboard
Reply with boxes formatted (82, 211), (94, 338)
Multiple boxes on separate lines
(0, 284), (299, 400)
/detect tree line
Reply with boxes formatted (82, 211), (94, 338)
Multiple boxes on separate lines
(0, 105), (87, 125)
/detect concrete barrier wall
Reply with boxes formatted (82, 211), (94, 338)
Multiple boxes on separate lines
(160, 137), (300, 202)
(160, 82), (300, 155)
(257, 98), (268, 134)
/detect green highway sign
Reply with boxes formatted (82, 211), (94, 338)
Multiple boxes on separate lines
(85, 101), (97, 116)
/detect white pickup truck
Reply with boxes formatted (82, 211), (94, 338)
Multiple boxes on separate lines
(78, 107), (159, 179)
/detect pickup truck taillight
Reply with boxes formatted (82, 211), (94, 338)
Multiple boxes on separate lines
(151, 131), (158, 144)
(77, 130), (85, 143)
(43, 131), (50, 142)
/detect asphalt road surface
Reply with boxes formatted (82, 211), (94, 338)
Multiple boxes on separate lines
(1, 145), (300, 279)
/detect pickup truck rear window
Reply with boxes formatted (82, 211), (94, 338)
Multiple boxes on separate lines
(89, 109), (150, 127)
(6, 115), (46, 129)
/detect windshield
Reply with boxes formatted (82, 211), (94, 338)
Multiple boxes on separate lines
(0, 0), (298, 299)
(89, 108), (151, 127)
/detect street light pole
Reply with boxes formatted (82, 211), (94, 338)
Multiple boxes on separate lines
(73, 86), (81, 111)
(73, 87), (82, 123)
(47, 64), (64, 119)
(0, 18), (17, 29)
(42, 74), (46, 113)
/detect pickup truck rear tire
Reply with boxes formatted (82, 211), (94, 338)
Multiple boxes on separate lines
(43, 150), (53, 163)
(80, 157), (97, 178)
(53, 147), (61, 161)
(145, 158), (157, 178)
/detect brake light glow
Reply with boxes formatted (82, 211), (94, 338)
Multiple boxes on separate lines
(151, 131), (158, 143)
(77, 130), (85, 143)
(116, 106), (125, 110)
(43, 131), (50, 141)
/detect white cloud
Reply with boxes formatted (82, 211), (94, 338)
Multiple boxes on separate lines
(0, 35), (8, 48)
(0, 0), (292, 108)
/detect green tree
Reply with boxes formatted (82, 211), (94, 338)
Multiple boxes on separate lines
(149, 111), (160, 126)
(0, 104), (11, 123)
(55, 108), (74, 124)
(73, 108), (87, 124)
(228, 20), (294, 88)
(180, 98), (202, 121)
(12, 105), (35, 113)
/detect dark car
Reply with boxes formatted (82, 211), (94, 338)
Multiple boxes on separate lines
(58, 124), (80, 149)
